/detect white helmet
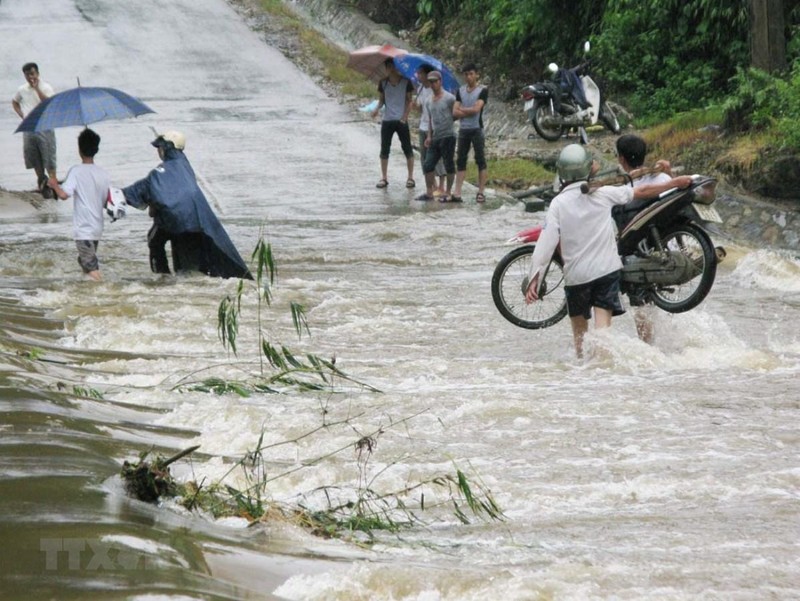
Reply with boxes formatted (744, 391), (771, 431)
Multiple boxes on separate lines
(556, 144), (592, 182)
(152, 130), (186, 150)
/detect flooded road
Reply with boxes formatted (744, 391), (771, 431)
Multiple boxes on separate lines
(1, 1), (799, 599)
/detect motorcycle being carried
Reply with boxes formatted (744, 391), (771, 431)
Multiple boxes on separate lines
(491, 169), (724, 330)
(522, 42), (620, 144)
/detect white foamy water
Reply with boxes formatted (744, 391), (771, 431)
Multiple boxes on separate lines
(1, 1), (799, 599)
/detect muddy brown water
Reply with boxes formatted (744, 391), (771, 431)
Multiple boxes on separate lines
(0, 1), (799, 599)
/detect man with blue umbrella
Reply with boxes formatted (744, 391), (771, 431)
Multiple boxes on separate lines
(11, 63), (57, 197)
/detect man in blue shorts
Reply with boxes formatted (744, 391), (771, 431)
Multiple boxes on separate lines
(524, 144), (692, 358)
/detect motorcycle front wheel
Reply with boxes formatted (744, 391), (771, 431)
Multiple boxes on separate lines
(532, 103), (566, 141)
(600, 102), (621, 134)
(491, 245), (568, 329)
(650, 223), (717, 313)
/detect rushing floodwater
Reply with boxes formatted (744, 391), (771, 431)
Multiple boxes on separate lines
(1, 1), (799, 599)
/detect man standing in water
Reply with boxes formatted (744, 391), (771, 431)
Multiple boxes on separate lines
(122, 130), (252, 280)
(11, 62), (57, 198)
(525, 144), (691, 358)
(48, 128), (110, 282)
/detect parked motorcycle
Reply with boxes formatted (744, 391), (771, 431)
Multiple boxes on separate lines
(491, 171), (724, 330)
(522, 42), (620, 144)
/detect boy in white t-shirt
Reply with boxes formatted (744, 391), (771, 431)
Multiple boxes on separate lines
(48, 128), (111, 281)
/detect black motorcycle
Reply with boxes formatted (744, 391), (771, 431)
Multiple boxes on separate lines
(522, 42), (621, 144)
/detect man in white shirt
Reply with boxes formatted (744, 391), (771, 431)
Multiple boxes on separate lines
(48, 129), (110, 282)
(11, 63), (57, 196)
(525, 144), (691, 358)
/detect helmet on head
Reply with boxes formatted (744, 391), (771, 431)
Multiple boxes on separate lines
(556, 144), (592, 182)
(151, 130), (186, 150)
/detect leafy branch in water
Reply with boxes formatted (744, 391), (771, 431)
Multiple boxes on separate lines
(121, 412), (504, 541)
(187, 234), (377, 395)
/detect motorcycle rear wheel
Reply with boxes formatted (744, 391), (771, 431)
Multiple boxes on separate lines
(532, 104), (566, 141)
(491, 245), (568, 329)
(650, 223), (717, 313)
(600, 102), (621, 134)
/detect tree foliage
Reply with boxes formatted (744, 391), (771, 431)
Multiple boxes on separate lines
(412, 0), (800, 120)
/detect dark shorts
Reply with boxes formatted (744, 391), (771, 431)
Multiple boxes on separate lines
(76, 240), (100, 273)
(565, 270), (626, 319)
(380, 120), (413, 159)
(456, 128), (486, 171)
(423, 136), (456, 175)
(418, 130), (446, 177)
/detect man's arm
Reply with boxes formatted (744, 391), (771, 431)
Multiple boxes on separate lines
(632, 175), (692, 200)
(525, 209), (561, 302)
(402, 89), (412, 122)
(371, 81), (385, 119)
(121, 176), (154, 210)
(11, 99), (23, 119)
(47, 176), (70, 200)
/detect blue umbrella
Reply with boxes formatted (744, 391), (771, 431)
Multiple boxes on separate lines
(393, 53), (460, 93)
(15, 86), (155, 133)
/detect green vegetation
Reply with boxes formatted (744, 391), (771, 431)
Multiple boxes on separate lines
(118, 238), (504, 539)
(123, 415), (504, 539)
(176, 234), (377, 395)
(467, 157), (554, 189)
(255, 0), (375, 98)
(413, 0), (799, 122)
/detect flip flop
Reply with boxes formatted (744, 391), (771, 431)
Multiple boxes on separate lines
(376, 179), (389, 189)
(406, 178), (416, 189)
(476, 192), (486, 203)
(415, 193), (434, 201)
(445, 195), (463, 203)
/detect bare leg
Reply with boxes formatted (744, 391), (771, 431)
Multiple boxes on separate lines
(34, 166), (46, 190)
(453, 170), (467, 197)
(380, 158), (389, 182)
(569, 315), (589, 359)
(424, 171), (435, 196)
(445, 173), (455, 195)
(87, 270), (102, 282)
(478, 168), (488, 195)
(633, 308), (654, 344)
(593, 307), (613, 330)
(406, 156), (414, 182)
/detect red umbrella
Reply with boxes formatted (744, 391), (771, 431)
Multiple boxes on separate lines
(346, 44), (408, 83)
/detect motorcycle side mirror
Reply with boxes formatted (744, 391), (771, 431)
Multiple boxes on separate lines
(547, 62), (559, 74)
(583, 41), (591, 53)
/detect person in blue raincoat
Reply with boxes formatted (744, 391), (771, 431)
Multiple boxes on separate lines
(122, 130), (252, 279)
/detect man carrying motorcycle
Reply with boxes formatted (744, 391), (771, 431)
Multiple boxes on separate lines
(615, 134), (673, 344)
(524, 144), (691, 359)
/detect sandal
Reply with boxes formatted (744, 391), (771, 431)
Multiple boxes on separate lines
(376, 179), (389, 189)
(414, 193), (434, 201)
(406, 178), (416, 189)
(476, 192), (486, 203)
(446, 195), (463, 203)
